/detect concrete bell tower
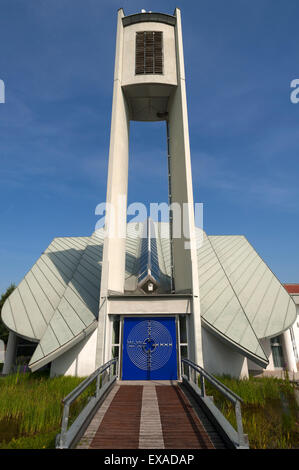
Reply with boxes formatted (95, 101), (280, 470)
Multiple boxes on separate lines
(96, 8), (203, 373)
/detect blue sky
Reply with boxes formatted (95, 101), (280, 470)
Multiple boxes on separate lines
(0, 0), (298, 293)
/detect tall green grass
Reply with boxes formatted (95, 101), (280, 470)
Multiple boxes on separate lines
(0, 430), (58, 449)
(204, 375), (299, 449)
(0, 370), (95, 448)
(1, 370), (298, 449)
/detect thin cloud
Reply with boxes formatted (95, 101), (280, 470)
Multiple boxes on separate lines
(192, 152), (299, 212)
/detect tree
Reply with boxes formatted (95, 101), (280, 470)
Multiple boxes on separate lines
(0, 284), (15, 343)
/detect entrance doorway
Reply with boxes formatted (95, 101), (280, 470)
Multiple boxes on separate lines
(122, 317), (177, 380)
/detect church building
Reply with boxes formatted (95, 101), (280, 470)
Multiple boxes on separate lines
(2, 9), (298, 380)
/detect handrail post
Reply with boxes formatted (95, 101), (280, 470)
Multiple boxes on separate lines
(96, 374), (101, 398)
(181, 357), (248, 449)
(56, 358), (118, 449)
(235, 401), (246, 447)
(193, 369), (196, 386)
(59, 403), (70, 449)
(200, 372), (206, 397)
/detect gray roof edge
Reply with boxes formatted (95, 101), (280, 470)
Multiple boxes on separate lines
(261, 316), (298, 340)
(1, 235), (90, 342)
(108, 293), (193, 299)
(0, 301), (16, 334)
(0, 242), (59, 341)
(0, 318), (39, 344)
(1, 290), (39, 342)
(209, 234), (297, 342)
(202, 319), (269, 368)
(122, 12), (176, 27)
(243, 236), (298, 334)
(207, 235), (268, 355)
(29, 321), (98, 372)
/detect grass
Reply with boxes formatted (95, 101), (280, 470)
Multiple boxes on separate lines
(0, 369), (95, 449)
(204, 374), (299, 449)
(1, 369), (298, 449)
(0, 430), (58, 449)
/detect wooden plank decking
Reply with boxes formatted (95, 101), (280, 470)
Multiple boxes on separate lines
(77, 383), (222, 449)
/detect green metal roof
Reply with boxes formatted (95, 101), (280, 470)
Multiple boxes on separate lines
(1, 222), (297, 371)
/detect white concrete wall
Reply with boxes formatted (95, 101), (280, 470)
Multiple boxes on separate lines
(50, 330), (97, 377)
(0, 339), (5, 363)
(247, 331), (298, 374)
(202, 328), (249, 379)
(167, 9), (203, 367)
(96, 9), (129, 368)
(167, 9), (200, 296)
(95, 9), (203, 369)
(122, 22), (177, 87)
(281, 329), (298, 372)
(102, 9), (130, 295)
(291, 321), (299, 365)
(290, 295), (299, 365)
(2, 331), (17, 374)
(247, 338), (275, 372)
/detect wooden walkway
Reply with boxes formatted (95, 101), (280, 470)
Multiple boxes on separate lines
(76, 383), (224, 449)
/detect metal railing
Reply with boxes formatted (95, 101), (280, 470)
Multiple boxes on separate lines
(56, 358), (118, 449)
(181, 358), (249, 449)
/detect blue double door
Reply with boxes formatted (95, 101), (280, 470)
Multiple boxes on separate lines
(122, 317), (177, 380)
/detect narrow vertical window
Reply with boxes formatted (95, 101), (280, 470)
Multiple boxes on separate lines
(135, 31), (163, 75)
(270, 336), (284, 368)
(179, 316), (188, 377)
(111, 316), (121, 375)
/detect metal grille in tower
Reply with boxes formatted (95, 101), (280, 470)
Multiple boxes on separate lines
(135, 31), (163, 74)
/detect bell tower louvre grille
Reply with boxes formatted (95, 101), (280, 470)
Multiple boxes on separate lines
(135, 31), (163, 75)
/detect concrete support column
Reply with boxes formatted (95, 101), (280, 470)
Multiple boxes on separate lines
(281, 329), (298, 373)
(168, 8), (203, 366)
(101, 8), (129, 295)
(96, 9), (127, 368)
(2, 331), (17, 374)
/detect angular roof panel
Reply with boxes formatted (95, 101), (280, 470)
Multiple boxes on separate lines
(2, 223), (296, 371)
(209, 235), (297, 339)
(1, 236), (89, 342)
(29, 232), (104, 371)
(196, 231), (268, 366)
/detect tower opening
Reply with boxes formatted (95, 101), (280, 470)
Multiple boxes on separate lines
(128, 120), (169, 223)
